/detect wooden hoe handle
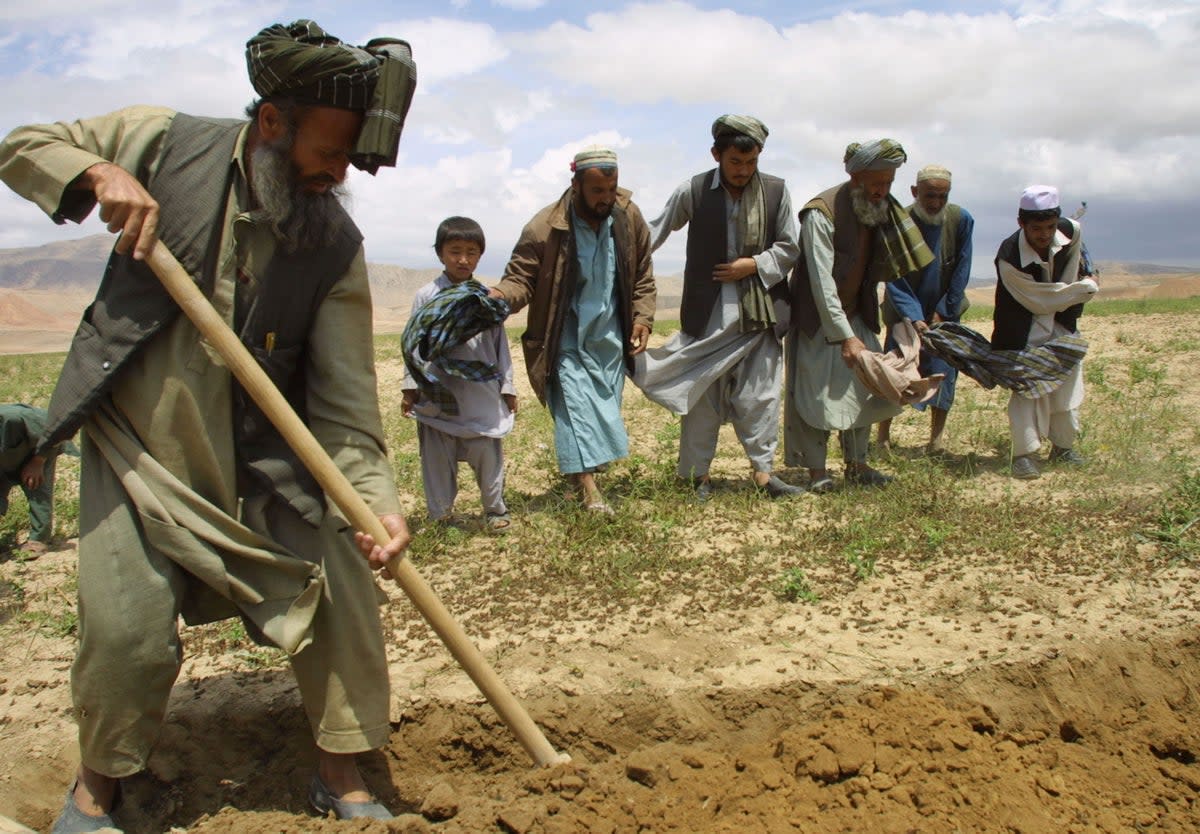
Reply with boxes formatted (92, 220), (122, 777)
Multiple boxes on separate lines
(146, 242), (568, 768)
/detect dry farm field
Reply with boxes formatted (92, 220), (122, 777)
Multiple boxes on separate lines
(1, 299), (1199, 833)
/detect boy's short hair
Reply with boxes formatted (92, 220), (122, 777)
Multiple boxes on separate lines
(434, 216), (486, 255)
(1018, 207), (1062, 223)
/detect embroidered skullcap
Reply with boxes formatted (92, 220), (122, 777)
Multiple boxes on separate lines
(917, 164), (952, 183)
(844, 139), (907, 174)
(711, 114), (769, 148)
(571, 145), (618, 173)
(246, 19), (417, 174)
(1019, 185), (1060, 211)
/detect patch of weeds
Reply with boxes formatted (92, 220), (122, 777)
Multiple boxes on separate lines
(1128, 358), (1167, 386)
(18, 608), (78, 638)
(919, 518), (954, 550)
(846, 551), (877, 582)
(0, 578), (26, 626)
(975, 578), (1002, 613)
(774, 567), (819, 603)
(1140, 472), (1200, 564)
(1084, 358), (1108, 390)
(840, 520), (883, 581)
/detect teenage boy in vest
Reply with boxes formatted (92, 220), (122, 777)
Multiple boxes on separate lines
(993, 185), (1098, 480)
(636, 115), (803, 501)
(876, 164), (974, 455)
(0, 20), (416, 830)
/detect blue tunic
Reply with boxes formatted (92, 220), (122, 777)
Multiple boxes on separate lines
(884, 207), (973, 411)
(547, 209), (628, 473)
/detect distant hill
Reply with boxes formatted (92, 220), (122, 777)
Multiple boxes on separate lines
(0, 235), (1194, 354)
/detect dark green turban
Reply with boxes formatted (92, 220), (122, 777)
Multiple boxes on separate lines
(246, 19), (417, 174)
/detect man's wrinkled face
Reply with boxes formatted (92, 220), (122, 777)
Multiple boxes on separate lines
(911, 178), (950, 224)
(850, 168), (895, 203)
(1020, 216), (1059, 257)
(287, 106), (363, 193)
(573, 167), (619, 222)
(712, 145), (760, 191)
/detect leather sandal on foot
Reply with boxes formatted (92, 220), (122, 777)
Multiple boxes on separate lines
(309, 772), (392, 820)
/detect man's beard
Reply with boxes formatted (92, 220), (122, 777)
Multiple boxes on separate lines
(575, 197), (612, 225)
(850, 186), (891, 227)
(910, 202), (946, 226)
(250, 139), (349, 254)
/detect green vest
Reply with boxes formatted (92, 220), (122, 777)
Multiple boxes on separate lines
(38, 113), (362, 524)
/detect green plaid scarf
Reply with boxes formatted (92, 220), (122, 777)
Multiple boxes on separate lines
(402, 280), (510, 416)
(736, 172), (775, 333)
(871, 195), (934, 283)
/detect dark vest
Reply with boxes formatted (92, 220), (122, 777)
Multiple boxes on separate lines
(681, 170), (789, 338)
(991, 218), (1081, 350)
(38, 113), (363, 524)
(789, 183), (881, 339)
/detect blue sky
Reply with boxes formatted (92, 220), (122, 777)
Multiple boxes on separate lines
(0, 0), (1196, 281)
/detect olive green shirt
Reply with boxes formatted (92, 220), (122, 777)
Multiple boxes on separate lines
(0, 105), (400, 519)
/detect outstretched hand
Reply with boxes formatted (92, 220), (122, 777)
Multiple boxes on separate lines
(77, 161), (160, 261)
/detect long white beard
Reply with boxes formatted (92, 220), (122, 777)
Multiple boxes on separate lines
(911, 202), (946, 226)
(850, 186), (891, 227)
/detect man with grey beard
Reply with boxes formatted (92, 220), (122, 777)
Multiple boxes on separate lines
(877, 165), (974, 455)
(784, 139), (933, 493)
(0, 19), (417, 831)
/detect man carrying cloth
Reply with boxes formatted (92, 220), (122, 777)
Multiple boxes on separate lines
(784, 139), (932, 492)
(0, 19), (416, 830)
(993, 185), (1098, 480)
(636, 115), (803, 501)
(492, 146), (656, 513)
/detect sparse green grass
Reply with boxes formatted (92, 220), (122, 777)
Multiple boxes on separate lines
(774, 567), (819, 603)
(1140, 472), (1200, 564)
(2, 303), (1199, 653)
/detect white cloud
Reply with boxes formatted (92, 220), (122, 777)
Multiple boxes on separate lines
(363, 18), (509, 88)
(492, 0), (547, 10)
(1, 0), (1197, 273)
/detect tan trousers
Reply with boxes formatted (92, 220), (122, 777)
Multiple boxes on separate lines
(72, 436), (390, 777)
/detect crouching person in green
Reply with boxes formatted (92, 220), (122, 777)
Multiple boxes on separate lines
(0, 19), (417, 832)
(0, 402), (78, 555)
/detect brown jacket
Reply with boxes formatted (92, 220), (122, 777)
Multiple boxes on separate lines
(496, 186), (656, 403)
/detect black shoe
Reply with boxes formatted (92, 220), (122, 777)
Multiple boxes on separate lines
(756, 474), (805, 498)
(845, 465), (893, 488)
(693, 479), (713, 502)
(1048, 446), (1085, 466)
(1011, 455), (1041, 480)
